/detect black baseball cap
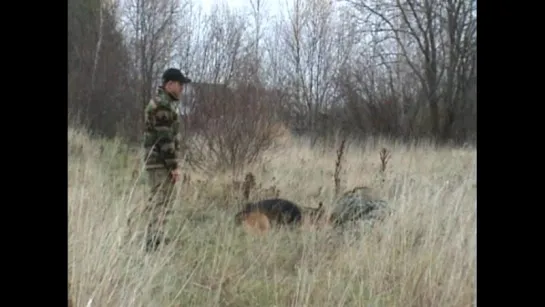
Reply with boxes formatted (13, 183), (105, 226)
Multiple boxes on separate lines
(162, 68), (191, 84)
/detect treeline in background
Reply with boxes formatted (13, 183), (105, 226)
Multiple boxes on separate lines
(68, 0), (476, 168)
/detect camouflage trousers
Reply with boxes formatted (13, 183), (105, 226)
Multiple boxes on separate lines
(143, 168), (177, 251)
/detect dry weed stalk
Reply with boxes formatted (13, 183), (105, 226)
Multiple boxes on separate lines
(182, 173), (191, 185)
(300, 202), (327, 227)
(242, 172), (256, 200)
(237, 172), (280, 201)
(379, 147), (391, 173)
(334, 138), (347, 197)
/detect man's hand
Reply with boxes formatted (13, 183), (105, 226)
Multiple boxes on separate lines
(170, 168), (181, 183)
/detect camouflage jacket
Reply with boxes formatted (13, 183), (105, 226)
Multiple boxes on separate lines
(143, 87), (181, 170)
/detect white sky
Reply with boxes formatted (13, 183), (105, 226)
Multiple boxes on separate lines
(197, 0), (283, 16)
(199, 0), (248, 11)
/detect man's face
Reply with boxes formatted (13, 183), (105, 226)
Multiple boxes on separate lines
(165, 81), (184, 99)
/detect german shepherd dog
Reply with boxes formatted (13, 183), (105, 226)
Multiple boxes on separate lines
(235, 198), (303, 227)
(235, 198), (327, 233)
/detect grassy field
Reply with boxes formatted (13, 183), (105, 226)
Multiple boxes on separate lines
(68, 127), (476, 307)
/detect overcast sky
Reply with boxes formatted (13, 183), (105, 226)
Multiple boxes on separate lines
(198, 0), (284, 17)
(199, 0), (248, 11)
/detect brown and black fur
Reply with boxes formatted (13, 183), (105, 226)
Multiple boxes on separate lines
(240, 211), (271, 234)
(235, 198), (303, 227)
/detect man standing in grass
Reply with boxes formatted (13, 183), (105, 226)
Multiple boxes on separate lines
(142, 68), (191, 251)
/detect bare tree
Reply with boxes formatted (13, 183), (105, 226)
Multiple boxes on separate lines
(346, 0), (476, 141)
(438, 0), (477, 140)
(90, 0), (105, 99)
(247, 0), (266, 84)
(280, 0), (340, 142)
(69, 0), (139, 139)
(173, 5), (282, 174)
(174, 1), (206, 78)
(122, 0), (184, 114)
(69, 0), (476, 146)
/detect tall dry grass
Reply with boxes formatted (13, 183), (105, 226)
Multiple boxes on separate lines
(68, 127), (476, 307)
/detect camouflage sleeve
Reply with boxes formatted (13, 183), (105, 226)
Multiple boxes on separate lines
(173, 117), (181, 152)
(144, 99), (157, 130)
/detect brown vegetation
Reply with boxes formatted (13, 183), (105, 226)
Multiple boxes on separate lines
(334, 138), (347, 197)
(68, 127), (476, 306)
(300, 202), (328, 227)
(242, 172), (256, 200)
